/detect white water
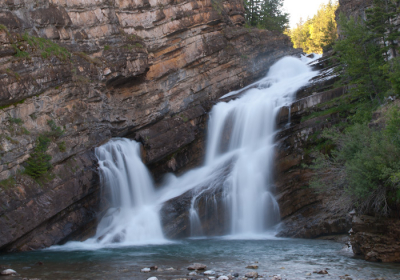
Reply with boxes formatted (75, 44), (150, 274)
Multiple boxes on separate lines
(58, 56), (319, 249)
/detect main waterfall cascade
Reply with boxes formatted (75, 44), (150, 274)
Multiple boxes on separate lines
(68, 56), (319, 247)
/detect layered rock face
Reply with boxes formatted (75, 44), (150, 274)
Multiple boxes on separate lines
(335, 0), (373, 20)
(0, 0), (299, 251)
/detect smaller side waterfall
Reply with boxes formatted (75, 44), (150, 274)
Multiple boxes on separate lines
(91, 139), (165, 245)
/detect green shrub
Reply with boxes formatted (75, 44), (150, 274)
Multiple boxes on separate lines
(310, 107), (400, 216)
(25, 135), (52, 179)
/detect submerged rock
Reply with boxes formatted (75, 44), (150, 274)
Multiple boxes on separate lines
(147, 277), (158, 280)
(204, 270), (216, 275)
(141, 268), (151, 273)
(188, 263), (207, 270)
(218, 276), (229, 280)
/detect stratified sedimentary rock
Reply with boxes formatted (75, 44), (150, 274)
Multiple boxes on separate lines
(0, 0), (299, 251)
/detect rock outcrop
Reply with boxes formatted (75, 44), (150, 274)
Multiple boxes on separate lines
(351, 215), (400, 262)
(274, 59), (352, 239)
(0, 0), (300, 251)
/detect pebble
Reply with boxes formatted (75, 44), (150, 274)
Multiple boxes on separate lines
(141, 268), (151, 273)
(244, 271), (258, 278)
(306, 273), (312, 276)
(166, 267), (176, 271)
(204, 270), (216, 275)
(147, 277), (158, 280)
(233, 273), (239, 277)
(150, 265), (158, 271)
(208, 277), (216, 280)
(271, 276), (282, 280)
(188, 271), (197, 276)
(1, 269), (17, 275)
(188, 263), (207, 270)
(218, 276), (229, 280)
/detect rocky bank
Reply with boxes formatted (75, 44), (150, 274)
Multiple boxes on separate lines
(0, 0), (299, 251)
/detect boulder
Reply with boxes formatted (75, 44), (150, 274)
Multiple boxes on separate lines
(1, 269), (17, 275)
(245, 271), (258, 278)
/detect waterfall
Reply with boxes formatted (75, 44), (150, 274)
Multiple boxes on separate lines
(67, 56), (318, 248)
(203, 56), (318, 235)
(89, 139), (165, 245)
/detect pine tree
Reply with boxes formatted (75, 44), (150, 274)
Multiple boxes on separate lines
(366, 0), (400, 58)
(244, 0), (289, 32)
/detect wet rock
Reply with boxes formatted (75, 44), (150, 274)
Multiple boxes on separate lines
(314, 270), (328, 274)
(188, 271), (197, 276)
(246, 265), (258, 269)
(150, 266), (158, 271)
(244, 271), (258, 278)
(204, 270), (216, 276)
(147, 277), (158, 280)
(141, 268), (151, 273)
(1, 269), (17, 275)
(166, 267), (176, 271)
(218, 276), (229, 280)
(233, 273), (239, 277)
(188, 263), (207, 270)
(271, 276), (281, 280)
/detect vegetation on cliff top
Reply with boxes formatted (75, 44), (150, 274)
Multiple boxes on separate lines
(309, 0), (400, 217)
(285, 0), (339, 54)
(244, 0), (289, 32)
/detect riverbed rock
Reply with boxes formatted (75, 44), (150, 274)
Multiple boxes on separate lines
(141, 268), (151, 273)
(246, 265), (258, 269)
(188, 263), (207, 270)
(147, 277), (158, 280)
(218, 276), (229, 280)
(1, 269), (17, 275)
(244, 271), (258, 278)
(204, 270), (216, 276)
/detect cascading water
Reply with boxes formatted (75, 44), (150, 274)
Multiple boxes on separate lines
(203, 56), (319, 235)
(63, 56), (318, 248)
(87, 139), (165, 246)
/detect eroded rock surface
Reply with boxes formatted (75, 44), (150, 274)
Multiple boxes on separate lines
(0, 0), (299, 251)
(351, 215), (400, 262)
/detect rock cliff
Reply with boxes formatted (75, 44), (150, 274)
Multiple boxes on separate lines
(0, 0), (300, 251)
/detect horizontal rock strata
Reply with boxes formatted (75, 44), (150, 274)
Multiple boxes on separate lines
(0, 0), (300, 251)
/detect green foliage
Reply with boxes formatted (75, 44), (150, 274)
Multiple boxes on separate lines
(25, 120), (64, 179)
(19, 33), (71, 60)
(104, 45), (110, 51)
(244, 0), (289, 32)
(46, 120), (64, 138)
(9, 117), (23, 125)
(334, 14), (390, 103)
(286, 1), (338, 54)
(58, 141), (66, 152)
(25, 135), (52, 179)
(310, 107), (400, 216)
